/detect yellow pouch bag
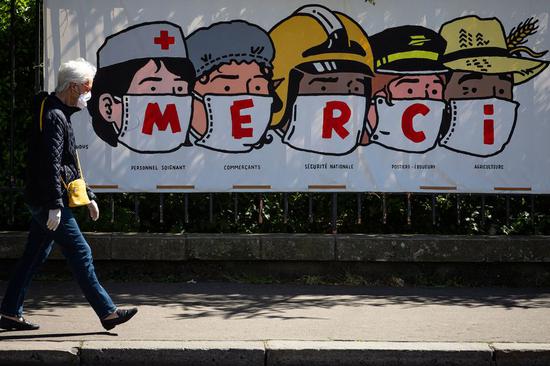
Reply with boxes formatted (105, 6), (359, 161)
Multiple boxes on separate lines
(62, 177), (91, 208)
(40, 98), (91, 208)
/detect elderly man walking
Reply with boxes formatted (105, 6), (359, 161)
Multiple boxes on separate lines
(0, 58), (137, 331)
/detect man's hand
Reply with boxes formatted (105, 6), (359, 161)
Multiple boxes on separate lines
(87, 200), (99, 221)
(47, 209), (61, 231)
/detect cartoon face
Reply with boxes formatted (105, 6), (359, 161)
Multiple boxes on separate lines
(297, 71), (369, 95)
(439, 71), (517, 157)
(99, 59), (189, 130)
(192, 61), (271, 136)
(444, 72), (513, 101)
(362, 74), (445, 147)
(127, 59), (189, 95)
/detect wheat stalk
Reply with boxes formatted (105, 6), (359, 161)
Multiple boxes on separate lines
(507, 17), (539, 49)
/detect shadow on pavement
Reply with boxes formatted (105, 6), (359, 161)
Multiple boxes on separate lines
(0, 330), (116, 340)
(1, 281), (549, 321)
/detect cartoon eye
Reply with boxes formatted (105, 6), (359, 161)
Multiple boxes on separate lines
(224, 85), (231, 92)
(151, 86), (156, 92)
(255, 85), (261, 91)
(431, 89), (437, 95)
(407, 88), (413, 94)
(472, 87), (477, 93)
(321, 86), (327, 91)
(354, 87), (359, 92)
(177, 86), (183, 92)
(499, 88), (505, 94)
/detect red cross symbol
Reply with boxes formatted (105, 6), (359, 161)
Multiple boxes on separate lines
(154, 30), (175, 50)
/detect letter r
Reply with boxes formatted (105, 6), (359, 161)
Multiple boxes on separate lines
(322, 101), (351, 139)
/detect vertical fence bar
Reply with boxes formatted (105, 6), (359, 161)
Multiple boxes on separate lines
(431, 194), (437, 226)
(110, 194), (115, 224)
(258, 193), (264, 225)
(382, 193), (387, 225)
(331, 192), (337, 234)
(209, 193), (213, 224)
(159, 193), (164, 224)
(308, 193), (313, 223)
(283, 192), (288, 224)
(456, 194), (461, 226)
(481, 195), (486, 227)
(35, 0), (43, 92)
(234, 193), (238, 223)
(406, 193), (412, 226)
(505, 195), (510, 226)
(184, 193), (189, 224)
(356, 193), (362, 225)
(9, 0), (16, 225)
(134, 195), (140, 224)
(530, 195), (535, 232)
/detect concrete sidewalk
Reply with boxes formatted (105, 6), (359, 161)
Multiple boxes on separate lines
(1, 281), (550, 365)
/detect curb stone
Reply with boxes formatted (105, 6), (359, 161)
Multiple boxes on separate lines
(1, 341), (550, 365)
(492, 343), (550, 366)
(265, 341), (494, 366)
(0, 341), (80, 366)
(80, 341), (265, 366)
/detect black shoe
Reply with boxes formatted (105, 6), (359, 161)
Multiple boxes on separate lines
(0, 316), (40, 331)
(101, 308), (138, 331)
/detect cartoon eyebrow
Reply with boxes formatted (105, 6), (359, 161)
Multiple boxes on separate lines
(394, 78), (421, 87)
(211, 74), (239, 81)
(138, 77), (162, 85)
(458, 73), (483, 84)
(308, 77), (339, 85)
(347, 78), (369, 87)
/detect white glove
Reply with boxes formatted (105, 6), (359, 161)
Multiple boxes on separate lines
(47, 209), (61, 231)
(87, 200), (99, 221)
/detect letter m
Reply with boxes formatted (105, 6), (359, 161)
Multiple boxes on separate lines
(142, 103), (182, 135)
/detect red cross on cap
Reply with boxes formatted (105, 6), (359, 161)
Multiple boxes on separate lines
(154, 30), (175, 50)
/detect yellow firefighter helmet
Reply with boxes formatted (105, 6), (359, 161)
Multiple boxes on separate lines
(269, 5), (374, 127)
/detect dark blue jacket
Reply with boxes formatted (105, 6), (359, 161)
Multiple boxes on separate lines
(24, 92), (96, 209)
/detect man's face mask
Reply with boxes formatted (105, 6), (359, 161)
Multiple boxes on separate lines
(282, 95), (366, 155)
(192, 93), (273, 153)
(371, 97), (445, 153)
(116, 95), (192, 153)
(77, 91), (91, 110)
(439, 98), (519, 157)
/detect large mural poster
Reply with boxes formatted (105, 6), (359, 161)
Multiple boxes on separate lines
(44, 0), (550, 193)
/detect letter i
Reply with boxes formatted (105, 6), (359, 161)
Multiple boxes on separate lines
(483, 104), (494, 145)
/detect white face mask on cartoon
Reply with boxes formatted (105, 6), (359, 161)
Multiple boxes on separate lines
(77, 92), (91, 109)
(439, 98), (519, 157)
(117, 95), (192, 153)
(282, 95), (366, 155)
(192, 94), (273, 153)
(371, 97), (445, 153)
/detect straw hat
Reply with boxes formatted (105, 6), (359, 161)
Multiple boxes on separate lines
(439, 15), (548, 84)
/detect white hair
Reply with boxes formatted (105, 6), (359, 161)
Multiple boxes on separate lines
(55, 58), (97, 93)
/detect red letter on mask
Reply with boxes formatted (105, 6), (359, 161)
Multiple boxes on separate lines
(483, 104), (494, 145)
(141, 103), (181, 135)
(402, 103), (429, 143)
(231, 99), (254, 139)
(322, 101), (351, 139)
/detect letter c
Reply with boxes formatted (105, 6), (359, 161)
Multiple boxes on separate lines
(402, 103), (430, 143)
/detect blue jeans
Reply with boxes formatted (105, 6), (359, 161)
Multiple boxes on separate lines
(0, 205), (116, 319)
